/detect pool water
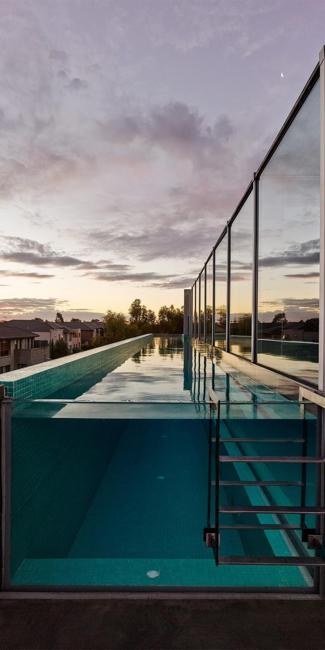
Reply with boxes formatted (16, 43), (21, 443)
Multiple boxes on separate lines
(9, 336), (319, 590)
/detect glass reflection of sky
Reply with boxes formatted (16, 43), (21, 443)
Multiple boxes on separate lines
(258, 78), (320, 326)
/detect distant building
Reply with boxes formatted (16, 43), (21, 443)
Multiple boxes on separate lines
(62, 322), (82, 352)
(7, 320), (65, 353)
(0, 324), (49, 373)
(62, 321), (104, 349)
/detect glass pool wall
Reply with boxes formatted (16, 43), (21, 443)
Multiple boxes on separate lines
(191, 61), (321, 389)
(3, 337), (321, 592)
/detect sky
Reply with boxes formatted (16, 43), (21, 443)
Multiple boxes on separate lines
(0, 0), (325, 321)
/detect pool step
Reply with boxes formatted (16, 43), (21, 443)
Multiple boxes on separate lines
(212, 438), (304, 443)
(220, 505), (325, 514)
(218, 438), (304, 444)
(217, 480), (303, 487)
(219, 455), (324, 463)
(218, 556), (325, 566)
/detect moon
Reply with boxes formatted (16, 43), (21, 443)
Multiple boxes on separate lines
(280, 72), (285, 78)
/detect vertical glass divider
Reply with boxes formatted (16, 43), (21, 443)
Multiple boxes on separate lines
(204, 264), (207, 343)
(252, 173), (259, 364)
(319, 46), (325, 392)
(226, 223), (231, 352)
(212, 249), (216, 347)
(194, 283), (197, 338)
(198, 275), (201, 340)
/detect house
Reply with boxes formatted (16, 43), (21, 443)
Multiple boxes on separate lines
(0, 324), (49, 373)
(62, 322), (82, 352)
(61, 321), (105, 349)
(6, 320), (66, 354)
(84, 321), (105, 340)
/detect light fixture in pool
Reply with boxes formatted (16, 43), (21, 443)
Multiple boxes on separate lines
(157, 475), (165, 480)
(147, 570), (160, 579)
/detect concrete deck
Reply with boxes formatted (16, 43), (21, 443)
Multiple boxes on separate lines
(0, 595), (325, 649)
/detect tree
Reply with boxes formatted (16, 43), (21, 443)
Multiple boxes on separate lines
(272, 312), (287, 326)
(129, 299), (143, 323)
(104, 310), (129, 343)
(50, 338), (69, 359)
(55, 312), (64, 323)
(157, 305), (183, 334)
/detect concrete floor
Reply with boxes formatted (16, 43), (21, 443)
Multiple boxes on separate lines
(1, 595), (325, 650)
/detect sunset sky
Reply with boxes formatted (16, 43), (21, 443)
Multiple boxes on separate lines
(0, 0), (325, 320)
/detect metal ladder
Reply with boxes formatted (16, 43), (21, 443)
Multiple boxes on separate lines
(204, 388), (325, 566)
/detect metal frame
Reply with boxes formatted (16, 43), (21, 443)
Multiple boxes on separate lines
(204, 264), (207, 343)
(189, 53), (321, 391)
(206, 390), (325, 572)
(252, 173), (259, 363)
(226, 223), (231, 353)
(212, 249), (216, 347)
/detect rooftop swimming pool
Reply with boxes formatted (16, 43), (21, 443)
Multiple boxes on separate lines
(6, 336), (322, 591)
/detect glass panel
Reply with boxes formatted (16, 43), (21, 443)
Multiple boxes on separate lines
(206, 257), (213, 345)
(230, 192), (254, 358)
(193, 282), (197, 337)
(199, 272), (205, 341)
(258, 79), (320, 385)
(9, 396), (316, 589)
(214, 235), (228, 350)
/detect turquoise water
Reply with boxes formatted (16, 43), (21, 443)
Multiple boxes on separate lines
(9, 337), (319, 590)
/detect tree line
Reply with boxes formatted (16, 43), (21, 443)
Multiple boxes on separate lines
(103, 299), (183, 344)
(51, 299), (184, 356)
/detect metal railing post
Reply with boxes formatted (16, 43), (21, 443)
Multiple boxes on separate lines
(252, 172), (259, 363)
(1, 386), (11, 589)
(198, 275), (201, 341)
(212, 249), (216, 347)
(226, 223), (231, 352)
(204, 264), (207, 343)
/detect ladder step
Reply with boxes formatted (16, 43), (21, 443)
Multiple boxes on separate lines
(218, 556), (325, 566)
(220, 456), (324, 463)
(219, 438), (304, 443)
(220, 505), (325, 514)
(220, 524), (302, 530)
(218, 480), (303, 487)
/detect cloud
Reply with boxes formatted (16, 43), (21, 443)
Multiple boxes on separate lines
(0, 297), (65, 317)
(0, 236), (131, 271)
(87, 224), (218, 262)
(90, 269), (194, 289)
(67, 78), (88, 91)
(260, 239), (320, 268)
(99, 103), (235, 168)
(0, 270), (54, 279)
(285, 272), (319, 279)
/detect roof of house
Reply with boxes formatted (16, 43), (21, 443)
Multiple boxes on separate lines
(62, 321), (84, 331)
(6, 319), (57, 333)
(46, 321), (66, 330)
(0, 324), (38, 340)
(85, 321), (104, 330)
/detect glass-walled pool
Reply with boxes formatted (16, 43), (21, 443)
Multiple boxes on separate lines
(4, 336), (324, 592)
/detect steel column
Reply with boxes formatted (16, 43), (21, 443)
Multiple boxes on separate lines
(252, 173), (259, 363)
(212, 249), (216, 347)
(226, 224), (231, 352)
(204, 264), (207, 343)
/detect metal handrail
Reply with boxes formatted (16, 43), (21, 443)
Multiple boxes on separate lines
(204, 389), (325, 567)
